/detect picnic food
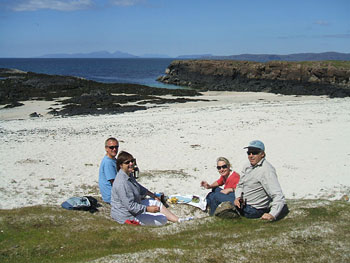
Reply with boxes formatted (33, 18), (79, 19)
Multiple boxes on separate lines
(191, 196), (200, 203)
(168, 197), (178, 204)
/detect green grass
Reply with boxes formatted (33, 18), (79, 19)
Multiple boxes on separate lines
(292, 60), (350, 69)
(187, 59), (350, 70)
(1, 200), (349, 263)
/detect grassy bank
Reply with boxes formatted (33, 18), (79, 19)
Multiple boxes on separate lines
(1, 200), (349, 263)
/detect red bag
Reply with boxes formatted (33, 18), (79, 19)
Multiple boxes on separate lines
(125, 219), (141, 226)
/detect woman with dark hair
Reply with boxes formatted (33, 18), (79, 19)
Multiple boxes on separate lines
(200, 157), (240, 216)
(111, 151), (192, 226)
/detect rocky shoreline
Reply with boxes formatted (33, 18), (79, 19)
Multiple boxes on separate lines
(157, 60), (350, 98)
(0, 68), (205, 117)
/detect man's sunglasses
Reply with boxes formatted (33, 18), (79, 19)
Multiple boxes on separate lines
(123, 159), (136, 164)
(247, 151), (261, 155)
(217, 164), (228, 170)
(107, 146), (119, 150)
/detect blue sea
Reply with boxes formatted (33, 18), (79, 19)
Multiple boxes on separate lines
(0, 58), (180, 89)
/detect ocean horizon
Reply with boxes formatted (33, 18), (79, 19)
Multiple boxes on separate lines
(0, 58), (181, 89)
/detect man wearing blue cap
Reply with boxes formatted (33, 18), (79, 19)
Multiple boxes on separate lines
(234, 140), (287, 221)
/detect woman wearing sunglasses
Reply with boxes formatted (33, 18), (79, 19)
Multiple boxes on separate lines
(200, 157), (240, 216)
(111, 151), (192, 226)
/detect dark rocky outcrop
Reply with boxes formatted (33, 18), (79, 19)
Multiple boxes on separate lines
(4, 101), (24, 108)
(0, 68), (205, 116)
(29, 112), (42, 118)
(157, 60), (350, 98)
(205, 52), (350, 62)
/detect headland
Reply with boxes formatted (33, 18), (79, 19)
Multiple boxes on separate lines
(157, 60), (350, 98)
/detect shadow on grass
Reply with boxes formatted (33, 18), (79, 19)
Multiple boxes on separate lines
(0, 200), (349, 263)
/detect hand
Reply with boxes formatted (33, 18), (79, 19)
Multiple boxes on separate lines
(146, 206), (160, 213)
(234, 198), (241, 208)
(260, 213), (275, 221)
(200, 181), (209, 189)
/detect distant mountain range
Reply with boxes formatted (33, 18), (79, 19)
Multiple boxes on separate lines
(36, 50), (211, 59)
(37, 51), (350, 61)
(38, 50), (139, 58)
(176, 54), (213, 59)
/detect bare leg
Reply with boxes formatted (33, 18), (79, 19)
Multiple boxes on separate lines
(160, 205), (179, 222)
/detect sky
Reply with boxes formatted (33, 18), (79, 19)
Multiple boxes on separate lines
(0, 0), (349, 58)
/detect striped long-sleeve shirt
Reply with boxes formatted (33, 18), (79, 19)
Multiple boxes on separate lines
(235, 158), (286, 218)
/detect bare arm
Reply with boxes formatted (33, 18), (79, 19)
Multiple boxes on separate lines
(200, 180), (219, 189)
(220, 188), (234, 194)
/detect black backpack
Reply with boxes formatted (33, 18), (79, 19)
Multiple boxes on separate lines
(61, 196), (99, 213)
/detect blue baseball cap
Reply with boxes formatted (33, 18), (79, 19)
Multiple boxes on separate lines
(244, 140), (265, 151)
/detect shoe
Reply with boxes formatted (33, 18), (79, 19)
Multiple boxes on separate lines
(214, 201), (240, 219)
(178, 216), (194, 223)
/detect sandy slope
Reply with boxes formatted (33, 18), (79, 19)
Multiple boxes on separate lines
(0, 91), (349, 209)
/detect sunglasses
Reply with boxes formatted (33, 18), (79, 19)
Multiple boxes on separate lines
(107, 146), (119, 150)
(247, 151), (261, 155)
(123, 159), (136, 164)
(217, 164), (228, 170)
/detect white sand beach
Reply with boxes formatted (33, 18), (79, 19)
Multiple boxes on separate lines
(0, 91), (350, 209)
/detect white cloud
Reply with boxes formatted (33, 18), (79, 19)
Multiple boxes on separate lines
(9, 0), (94, 12)
(1, 0), (149, 11)
(314, 20), (330, 26)
(278, 33), (350, 39)
(108, 0), (144, 7)
(321, 34), (350, 39)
